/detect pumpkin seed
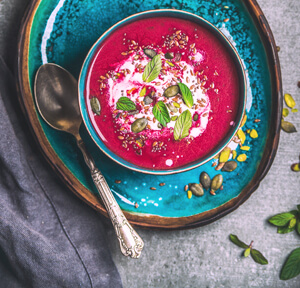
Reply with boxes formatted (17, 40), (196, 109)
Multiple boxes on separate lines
(250, 129), (258, 138)
(200, 172), (211, 190)
(282, 108), (289, 117)
(157, 123), (163, 129)
(166, 103), (178, 113)
(171, 115), (178, 121)
(193, 114), (199, 121)
(90, 97), (101, 115)
(210, 174), (223, 195)
(222, 161), (237, 172)
(128, 110), (139, 115)
(143, 95), (153, 105)
(240, 146), (250, 151)
(291, 163), (300, 172)
(241, 114), (247, 127)
(281, 120), (297, 133)
(187, 190), (192, 199)
(291, 108), (298, 113)
(219, 147), (231, 163)
(232, 150), (237, 159)
(163, 85), (179, 98)
(189, 183), (204, 196)
(173, 102), (180, 108)
(143, 48), (157, 59)
(237, 154), (247, 162)
(284, 93), (296, 108)
(131, 118), (148, 133)
(237, 129), (246, 144)
(165, 52), (174, 59)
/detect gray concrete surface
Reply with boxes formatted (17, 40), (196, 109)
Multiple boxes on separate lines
(1, 0), (299, 287)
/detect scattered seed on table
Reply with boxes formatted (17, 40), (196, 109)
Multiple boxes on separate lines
(184, 185), (188, 191)
(150, 187), (156, 190)
(115, 180), (121, 184)
(159, 183), (165, 186)
(135, 202), (139, 208)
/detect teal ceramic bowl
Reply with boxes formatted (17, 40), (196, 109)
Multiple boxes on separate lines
(78, 9), (247, 175)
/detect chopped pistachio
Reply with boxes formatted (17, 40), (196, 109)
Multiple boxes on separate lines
(240, 146), (250, 151)
(282, 108), (289, 117)
(250, 129), (258, 138)
(237, 129), (246, 144)
(219, 147), (231, 163)
(237, 154), (247, 162)
(284, 93), (296, 108)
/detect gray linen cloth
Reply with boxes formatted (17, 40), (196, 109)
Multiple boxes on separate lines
(0, 55), (122, 287)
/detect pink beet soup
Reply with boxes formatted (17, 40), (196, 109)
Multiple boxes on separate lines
(85, 16), (241, 170)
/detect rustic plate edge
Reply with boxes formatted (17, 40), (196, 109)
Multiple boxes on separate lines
(16, 0), (282, 230)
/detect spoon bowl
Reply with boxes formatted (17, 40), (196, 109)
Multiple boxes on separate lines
(34, 64), (81, 135)
(34, 63), (144, 259)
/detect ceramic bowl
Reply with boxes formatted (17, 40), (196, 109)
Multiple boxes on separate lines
(78, 9), (246, 175)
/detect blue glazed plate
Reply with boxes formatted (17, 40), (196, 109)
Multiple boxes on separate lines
(17, 0), (282, 229)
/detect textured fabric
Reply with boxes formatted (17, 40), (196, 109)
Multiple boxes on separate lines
(0, 54), (122, 287)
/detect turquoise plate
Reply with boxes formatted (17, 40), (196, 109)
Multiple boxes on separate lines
(18, 0), (282, 229)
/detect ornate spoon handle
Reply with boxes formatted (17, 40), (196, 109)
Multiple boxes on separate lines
(76, 138), (144, 259)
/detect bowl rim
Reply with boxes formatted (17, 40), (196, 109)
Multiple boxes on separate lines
(78, 8), (247, 175)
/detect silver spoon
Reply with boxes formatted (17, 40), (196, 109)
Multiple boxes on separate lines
(34, 63), (144, 258)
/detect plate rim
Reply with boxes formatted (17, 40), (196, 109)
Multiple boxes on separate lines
(17, 0), (282, 230)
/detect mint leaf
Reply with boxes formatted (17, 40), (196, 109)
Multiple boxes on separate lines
(142, 55), (162, 83)
(277, 225), (295, 234)
(116, 97), (136, 111)
(229, 234), (248, 249)
(152, 101), (170, 127)
(250, 249), (268, 265)
(178, 82), (194, 108)
(280, 247), (300, 280)
(268, 212), (296, 226)
(297, 221), (300, 235)
(174, 110), (192, 140)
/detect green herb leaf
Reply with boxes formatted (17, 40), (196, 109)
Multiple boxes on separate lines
(244, 248), (251, 257)
(177, 82), (194, 108)
(174, 110), (192, 140)
(116, 97), (136, 111)
(277, 225), (295, 234)
(280, 247), (300, 280)
(296, 221), (300, 235)
(229, 234), (248, 249)
(250, 249), (268, 265)
(268, 212), (296, 227)
(152, 101), (170, 127)
(142, 55), (162, 83)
